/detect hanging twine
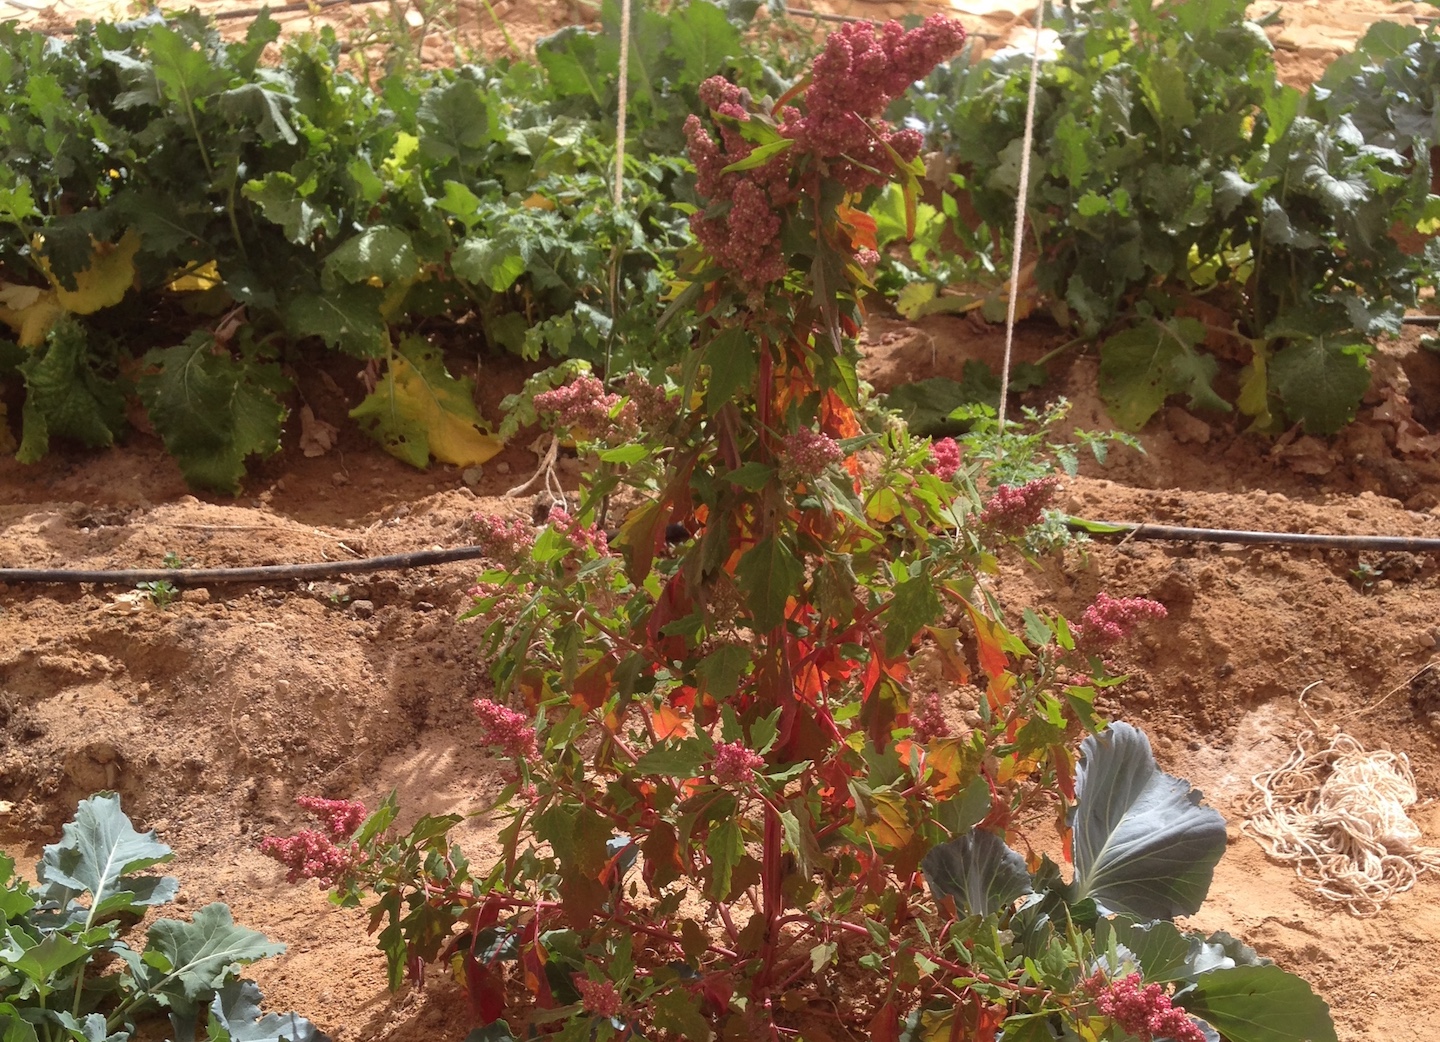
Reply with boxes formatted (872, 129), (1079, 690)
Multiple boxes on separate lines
(613, 0), (632, 208)
(1241, 730), (1440, 917)
(997, 3), (1046, 431)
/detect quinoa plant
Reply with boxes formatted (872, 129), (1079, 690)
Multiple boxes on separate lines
(262, 16), (1333, 1042)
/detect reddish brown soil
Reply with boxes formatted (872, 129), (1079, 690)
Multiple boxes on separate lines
(2, 0), (1439, 1039)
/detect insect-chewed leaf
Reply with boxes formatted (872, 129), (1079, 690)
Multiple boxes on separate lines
(1070, 723), (1227, 919)
(1268, 334), (1371, 435)
(138, 333), (291, 494)
(16, 317), (126, 464)
(1098, 318), (1228, 431)
(37, 228), (141, 315)
(350, 337), (503, 469)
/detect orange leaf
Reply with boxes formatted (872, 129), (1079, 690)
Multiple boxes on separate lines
(966, 604), (1010, 679)
(837, 203), (879, 252)
(572, 653), (618, 712)
(649, 703), (691, 740)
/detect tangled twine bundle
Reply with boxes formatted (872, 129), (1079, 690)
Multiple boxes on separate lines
(1241, 731), (1440, 917)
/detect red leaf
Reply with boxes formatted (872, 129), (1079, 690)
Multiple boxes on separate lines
(462, 956), (506, 1024)
(868, 1001), (901, 1042)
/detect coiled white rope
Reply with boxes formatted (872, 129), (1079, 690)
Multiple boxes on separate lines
(1242, 730), (1440, 917)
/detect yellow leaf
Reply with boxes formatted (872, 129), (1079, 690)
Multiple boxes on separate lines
(350, 338), (504, 468)
(37, 228), (141, 315)
(522, 192), (556, 211)
(0, 285), (64, 347)
(167, 260), (222, 292)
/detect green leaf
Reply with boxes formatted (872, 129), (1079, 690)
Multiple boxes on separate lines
(6, 934), (88, 998)
(324, 226), (420, 286)
(884, 572), (940, 658)
(1100, 919), (1245, 984)
(138, 334), (291, 494)
(0, 1005), (39, 1042)
(724, 461), (774, 490)
(920, 829), (1033, 917)
(705, 819), (744, 902)
(147, 25), (230, 111)
(452, 237), (526, 293)
(417, 78), (499, 163)
(933, 775), (992, 837)
(704, 326), (756, 408)
(652, 988), (713, 1042)
(350, 337), (503, 468)
(1186, 965), (1337, 1042)
(284, 284), (389, 358)
(36, 791), (178, 918)
(16, 318), (125, 464)
(735, 535), (804, 632)
(720, 137), (794, 174)
(631, 739), (708, 778)
(207, 980), (324, 1042)
(536, 26), (611, 105)
(216, 82), (298, 146)
(0, 857), (35, 920)
(136, 903), (285, 1009)
(1098, 318), (1228, 431)
(666, 0), (741, 82)
(1269, 335), (1371, 435)
(243, 172), (336, 245)
(1071, 723), (1227, 919)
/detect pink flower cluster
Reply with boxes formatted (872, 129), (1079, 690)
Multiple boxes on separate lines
(927, 437), (962, 482)
(781, 428), (844, 481)
(260, 829), (359, 889)
(533, 375), (637, 440)
(622, 372), (679, 430)
(1085, 973), (1206, 1042)
(979, 476), (1061, 533)
(574, 976), (623, 1018)
(547, 507), (610, 555)
(711, 740), (766, 784)
(473, 698), (538, 759)
(294, 796), (367, 838)
(684, 16), (966, 285)
(909, 690), (951, 741)
(1076, 592), (1167, 652)
(473, 514), (535, 569)
(784, 16), (966, 191)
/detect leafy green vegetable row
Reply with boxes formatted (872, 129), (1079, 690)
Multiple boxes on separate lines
(0, 0), (785, 490)
(891, 0), (1440, 435)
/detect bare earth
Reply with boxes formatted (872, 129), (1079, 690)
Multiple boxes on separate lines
(1, 0), (1439, 1038)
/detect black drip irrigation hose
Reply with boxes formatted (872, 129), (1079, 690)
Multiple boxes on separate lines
(1, 520), (1437, 587)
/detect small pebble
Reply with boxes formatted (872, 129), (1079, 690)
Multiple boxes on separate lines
(461, 466), (485, 487)
(351, 599), (376, 619)
(332, 471), (350, 487)
(496, 461), (511, 475)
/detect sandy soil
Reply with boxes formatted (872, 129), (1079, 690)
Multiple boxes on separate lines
(2, 0), (1440, 1038)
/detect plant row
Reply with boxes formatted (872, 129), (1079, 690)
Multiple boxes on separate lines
(0, 0), (790, 490)
(887, 0), (1440, 435)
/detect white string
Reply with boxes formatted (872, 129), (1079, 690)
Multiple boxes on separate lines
(997, 3), (1046, 431)
(613, 0), (632, 208)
